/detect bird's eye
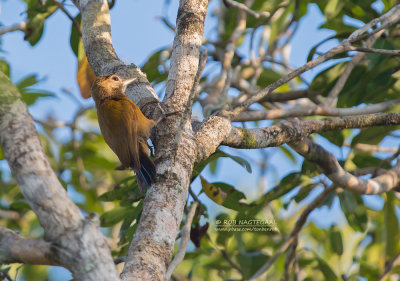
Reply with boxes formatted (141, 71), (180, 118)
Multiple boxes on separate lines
(112, 76), (119, 81)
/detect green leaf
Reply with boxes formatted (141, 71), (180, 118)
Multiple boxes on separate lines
(100, 206), (135, 227)
(260, 172), (301, 202)
(237, 252), (269, 280)
(21, 91), (54, 106)
(24, 13), (46, 46)
(24, 0), (58, 46)
(191, 149), (251, 182)
(324, 0), (343, 19)
(215, 213), (234, 246)
(120, 201), (143, 243)
(69, 14), (81, 57)
(339, 191), (367, 232)
(213, 182), (249, 212)
(9, 201), (31, 212)
(0, 59), (10, 77)
(329, 225), (343, 255)
(141, 49), (168, 84)
(319, 131), (344, 146)
(16, 74), (39, 91)
(294, 183), (317, 203)
(351, 126), (399, 147)
(384, 193), (400, 259)
(98, 176), (142, 203)
(317, 257), (338, 281)
(280, 146), (296, 163)
(256, 68), (281, 88)
(352, 152), (383, 169)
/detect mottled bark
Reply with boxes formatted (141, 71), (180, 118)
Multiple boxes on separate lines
(290, 138), (400, 194)
(223, 113), (400, 149)
(0, 227), (57, 266)
(120, 0), (209, 280)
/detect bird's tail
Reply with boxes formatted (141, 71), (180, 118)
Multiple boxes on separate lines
(135, 150), (156, 191)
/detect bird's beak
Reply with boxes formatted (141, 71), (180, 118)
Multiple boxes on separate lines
(122, 77), (137, 92)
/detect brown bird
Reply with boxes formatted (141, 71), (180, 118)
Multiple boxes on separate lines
(91, 74), (156, 190)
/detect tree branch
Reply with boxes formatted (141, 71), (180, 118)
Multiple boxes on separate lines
(223, 113), (400, 149)
(223, 0), (270, 18)
(72, 0), (161, 117)
(249, 186), (337, 280)
(290, 138), (400, 194)
(121, 1), (209, 280)
(165, 201), (199, 280)
(233, 98), (400, 121)
(221, 4), (400, 119)
(0, 22), (26, 36)
(378, 251), (400, 281)
(0, 227), (58, 266)
(0, 72), (119, 280)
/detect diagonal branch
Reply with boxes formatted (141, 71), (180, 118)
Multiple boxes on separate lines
(378, 251), (400, 281)
(71, 0), (161, 117)
(0, 72), (119, 280)
(323, 28), (384, 107)
(233, 98), (400, 121)
(249, 185), (337, 280)
(165, 201), (199, 279)
(290, 138), (400, 194)
(223, 0), (270, 18)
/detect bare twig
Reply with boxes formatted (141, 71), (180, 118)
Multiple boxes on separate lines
(224, 4), (400, 118)
(349, 46), (400, 56)
(165, 201), (199, 280)
(324, 32), (383, 107)
(249, 186), (336, 280)
(54, 0), (82, 35)
(284, 237), (298, 281)
(233, 98), (400, 121)
(223, 0), (270, 18)
(0, 22), (26, 36)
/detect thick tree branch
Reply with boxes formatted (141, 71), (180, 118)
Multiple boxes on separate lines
(290, 138), (400, 194)
(121, 1), (209, 280)
(0, 72), (119, 280)
(72, 0), (161, 117)
(0, 227), (58, 266)
(196, 116), (232, 162)
(223, 113), (400, 149)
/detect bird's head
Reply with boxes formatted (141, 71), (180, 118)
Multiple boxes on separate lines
(91, 74), (137, 102)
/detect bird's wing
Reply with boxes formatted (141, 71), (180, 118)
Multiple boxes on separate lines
(97, 97), (140, 170)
